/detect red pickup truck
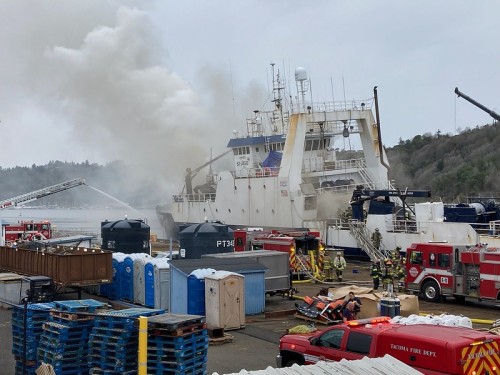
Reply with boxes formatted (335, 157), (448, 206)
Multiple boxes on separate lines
(277, 317), (500, 374)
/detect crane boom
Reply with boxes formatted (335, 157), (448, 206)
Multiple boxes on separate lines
(0, 178), (86, 210)
(455, 87), (500, 122)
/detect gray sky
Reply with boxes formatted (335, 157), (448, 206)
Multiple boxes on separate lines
(1, 0), (498, 177)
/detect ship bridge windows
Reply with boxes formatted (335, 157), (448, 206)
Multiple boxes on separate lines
(304, 138), (330, 151)
(233, 146), (250, 155)
(265, 142), (285, 152)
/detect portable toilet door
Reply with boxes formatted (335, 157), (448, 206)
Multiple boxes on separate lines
(122, 256), (135, 301)
(144, 261), (155, 308)
(205, 271), (245, 330)
(187, 268), (216, 316)
(153, 259), (170, 311)
(133, 258), (146, 305)
(109, 254), (125, 300)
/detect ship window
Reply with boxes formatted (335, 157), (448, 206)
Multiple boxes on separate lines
(304, 140), (312, 151)
(233, 149), (238, 155)
(256, 147), (259, 152)
(26, 224), (33, 231)
(304, 196), (317, 210)
(312, 139), (320, 150)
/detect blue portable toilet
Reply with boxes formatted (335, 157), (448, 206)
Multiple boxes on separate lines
(188, 268), (216, 315)
(101, 252), (126, 299)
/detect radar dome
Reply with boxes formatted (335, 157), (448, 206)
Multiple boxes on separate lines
(295, 67), (308, 82)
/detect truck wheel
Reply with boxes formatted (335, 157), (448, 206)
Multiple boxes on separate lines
(422, 280), (440, 302)
(285, 359), (302, 367)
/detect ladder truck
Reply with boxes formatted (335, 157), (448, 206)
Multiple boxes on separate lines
(0, 178), (86, 242)
(0, 178), (86, 210)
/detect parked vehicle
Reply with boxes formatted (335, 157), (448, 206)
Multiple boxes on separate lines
(277, 317), (500, 374)
(233, 229), (324, 277)
(405, 242), (500, 303)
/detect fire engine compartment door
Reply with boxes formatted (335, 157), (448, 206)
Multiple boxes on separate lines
(454, 275), (464, 295)
(460, 340), (500, 375)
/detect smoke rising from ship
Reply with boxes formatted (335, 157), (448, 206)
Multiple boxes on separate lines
(0, 3), (266, 205)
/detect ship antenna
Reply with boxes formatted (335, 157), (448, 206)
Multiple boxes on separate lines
(270, 62), (285, 133)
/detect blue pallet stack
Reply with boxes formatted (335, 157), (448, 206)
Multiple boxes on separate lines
(36, 299), (106, 375)
(88, 307), (164, 375)
(11, 302), (55, 375)
(147, 314), (208, 375)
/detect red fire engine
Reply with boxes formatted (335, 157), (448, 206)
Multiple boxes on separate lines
(405, 242), (500, 303)
(5, 220), (52, 242)
(233, 229), (324, 277)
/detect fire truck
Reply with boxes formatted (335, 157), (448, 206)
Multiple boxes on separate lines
(5, 220), (53, 242)
(405, 242), (500, 303)
(233, 229), (325, 278)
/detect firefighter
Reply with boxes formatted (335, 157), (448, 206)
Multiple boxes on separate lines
(334, 252), (347, 282)
(382, 260), (393, 291)
(371, 228), (382, 250)
(394, 257), (407, 292)
(323, 253), (333, 281)
(370, 259), (382, 290)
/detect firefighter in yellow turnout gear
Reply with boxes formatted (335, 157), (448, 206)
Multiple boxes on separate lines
(370, 260), (382, 290)
(323, 252), (333, 281)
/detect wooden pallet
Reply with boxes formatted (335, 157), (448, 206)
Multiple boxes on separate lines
(209, 333), (234, 346)
(294, 313), (339, 325)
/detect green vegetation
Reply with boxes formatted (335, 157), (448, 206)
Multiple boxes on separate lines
(387, 123), (500, 202)
(0, 160), (164, 208)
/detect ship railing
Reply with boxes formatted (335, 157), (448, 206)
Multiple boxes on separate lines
(348, 220), (385, 262)
(306, 121), (361, 135)
(321, 158), (365, 172)
(172, 193), (216, 203)
(303, 98), (374, 114)
(235, 167), (280, 178)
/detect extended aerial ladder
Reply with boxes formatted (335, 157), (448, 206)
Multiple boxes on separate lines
(0, 178), (86, 210)
(455, 87), (500, 122)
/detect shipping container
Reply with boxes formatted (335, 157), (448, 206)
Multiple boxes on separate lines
(0, 246), (112, 287)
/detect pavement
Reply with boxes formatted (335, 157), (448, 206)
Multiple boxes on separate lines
(0, 261), (373, 375)
(7, 260), (498, 375)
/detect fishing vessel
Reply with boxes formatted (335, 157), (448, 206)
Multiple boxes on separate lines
(156, 65), (393, 254)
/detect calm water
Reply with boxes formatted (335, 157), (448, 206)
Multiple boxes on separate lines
(0, 207), (165, 240)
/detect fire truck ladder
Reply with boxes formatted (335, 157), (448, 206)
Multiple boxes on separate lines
(0, 178), (86, 209)
(348, 221), (386, 262)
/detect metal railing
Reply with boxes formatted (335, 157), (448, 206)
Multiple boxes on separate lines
(348, 221), (386, 261)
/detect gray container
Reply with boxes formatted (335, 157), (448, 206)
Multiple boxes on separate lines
(153, 259), (170, 311)
(0, 273), (29, 308)
(203, 250), (290, 294)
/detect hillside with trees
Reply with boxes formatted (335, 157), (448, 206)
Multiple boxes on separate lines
(387, 123), (500, 202)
